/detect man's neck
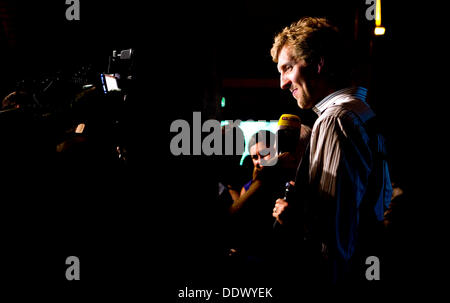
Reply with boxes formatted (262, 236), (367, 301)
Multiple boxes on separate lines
(312, 81), (338, 107)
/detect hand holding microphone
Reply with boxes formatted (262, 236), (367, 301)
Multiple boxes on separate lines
(273, 181), (295, 227)
(272, 114), (302, 228)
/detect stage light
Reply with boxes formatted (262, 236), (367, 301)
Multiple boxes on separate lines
(374, 0), (385, 36)
(374, 26), (385, 36)
(375, 0), (382, 27)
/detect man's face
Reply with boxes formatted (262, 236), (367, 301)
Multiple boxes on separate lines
(277, 46), (316, 109)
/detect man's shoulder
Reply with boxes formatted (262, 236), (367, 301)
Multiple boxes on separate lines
(320, 97), (374, 124)
(315, 103), (355, 125)
(313, 100), (372, 138)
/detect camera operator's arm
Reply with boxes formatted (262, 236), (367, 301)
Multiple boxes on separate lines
(228, 152), (296, 215)
(227, 185), (241, 203)
(229, 178), (263, 215)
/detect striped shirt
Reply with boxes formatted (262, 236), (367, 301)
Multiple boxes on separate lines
(307, 86), (392, 265)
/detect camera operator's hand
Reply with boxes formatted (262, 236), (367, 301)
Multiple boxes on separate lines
(252, 166), (262, 180)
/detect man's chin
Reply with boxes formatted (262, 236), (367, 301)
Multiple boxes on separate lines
(296, 98), (314, 110)
(296, 99), (306, 109)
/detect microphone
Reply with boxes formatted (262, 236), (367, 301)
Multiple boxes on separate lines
(273, 181), (295, 228)
(276, 114), (301, 155)
(273, 114), (301, 228)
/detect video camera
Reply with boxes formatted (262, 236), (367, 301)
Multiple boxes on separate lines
(100, 48), (136, 95)
(0, 48), (137, 165)
(0, 48), (135, 115)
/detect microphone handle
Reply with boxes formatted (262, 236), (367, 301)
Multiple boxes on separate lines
(273, 182), (291, 229)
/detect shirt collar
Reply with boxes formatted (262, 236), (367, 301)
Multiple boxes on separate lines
(312, 86), (368, 116)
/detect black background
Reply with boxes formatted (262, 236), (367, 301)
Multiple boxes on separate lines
(0, 0), (444, 300)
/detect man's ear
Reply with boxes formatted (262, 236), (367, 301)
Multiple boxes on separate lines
(317, 57), (325, 75)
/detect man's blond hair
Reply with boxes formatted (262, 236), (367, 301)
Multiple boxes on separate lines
(271, 17), (351, 83)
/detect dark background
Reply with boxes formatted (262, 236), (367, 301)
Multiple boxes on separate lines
(0, 0), (442, 300)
